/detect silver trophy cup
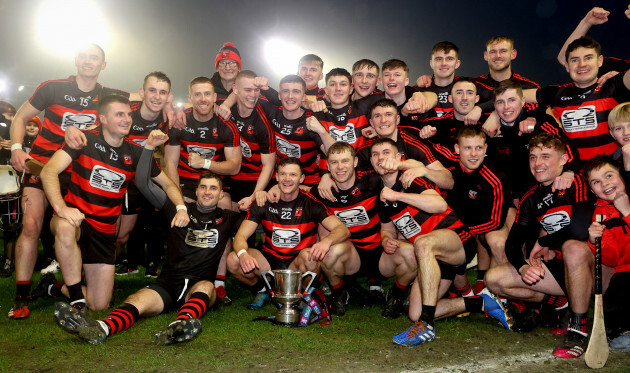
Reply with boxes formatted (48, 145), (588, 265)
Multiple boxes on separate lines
(262, 269), (316, 325)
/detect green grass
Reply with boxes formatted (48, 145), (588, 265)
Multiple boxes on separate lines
(1, 255), (630, 371)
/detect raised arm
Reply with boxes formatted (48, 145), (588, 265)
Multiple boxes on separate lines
(557, 7), (610, 68)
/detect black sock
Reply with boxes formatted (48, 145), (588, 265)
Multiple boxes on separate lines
(421, 305), (436, 327)
(464, 295), (483, 313)
(331, 279), (344, 298)
(392, 281), (407, 299)
(16, 281), (31, 298)
(568, 311), (588, 335)
(477, 270), (486, 282)
(49, 281), (64, 297)
(67, 282), (85, 308)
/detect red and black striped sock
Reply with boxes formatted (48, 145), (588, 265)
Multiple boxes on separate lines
(542, 294), (568, 310)
(176, 292), (211, 321)
(568, 311), (588, 336)
(102, 303), (140, 336)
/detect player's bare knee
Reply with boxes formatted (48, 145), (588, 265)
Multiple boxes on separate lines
(413, 236), (435, 258)
(562, 239), (593, 269)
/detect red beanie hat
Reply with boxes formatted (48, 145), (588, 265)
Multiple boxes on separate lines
(29, 117), (42, 130)
(214, 42), (242, 70)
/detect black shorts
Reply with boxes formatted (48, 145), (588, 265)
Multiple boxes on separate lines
(229, 179), (257, 204)
(79, 221), (117, 265)
(147, 276), (210, 312)
(544, 256), (567, 294)
(24, 171), (71, 193)
(355, 245), (384, 278)
(440, 228), (477, 280)
(261, 248), (296, 270)
(121, 183), (146, 215)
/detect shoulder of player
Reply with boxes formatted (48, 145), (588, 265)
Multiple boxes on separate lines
(511, 73), (540, 89)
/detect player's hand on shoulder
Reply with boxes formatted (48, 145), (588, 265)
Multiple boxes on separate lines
(400, 166), (426, 189)
(308, 100), (327, 113)
(551, 171), (574, 192)
(317, 173), (338, 202)
(254, 77), (269, 90)
(215, 103), (232, 121)
(597, 71), (619, 89)
(380, 187), (399, 202)
(172, 106), (187, 130)
(238, 195), (254, 211)
(419, 125), (437, 139)
(65, 126), (88, 150)
(361, 126), (377, 139)
(464, 106), (482, 125)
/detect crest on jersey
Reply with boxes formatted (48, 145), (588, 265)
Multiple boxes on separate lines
(240, 139), (252, 158)
(61, 113), (97, 131)
(392, 212), (422, 239)
(295, 207), (303, 216)
(329, 123), (356, 144)
(561, 105), (597, 133)
(334, 207), (369, 227)
(89, 165), (125, 192)
(185, 228), (218, 248)
(468, 190), (477, 199)
(271, 227), (301, 248)
(187, 145), (216, 159)
(351, 187), (361, 196)
(124, 155), (132, 165)
(275, 137), (301, 158)
(247, 125), (254, 135)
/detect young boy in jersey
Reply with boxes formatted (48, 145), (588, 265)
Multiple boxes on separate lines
(351, 59), (381, 102)
(584, 156), (630, 350)
(416, 41), (462, 118)
(608, 102), (630, 190)
(227, 157), (350, 309)
(55, 132), (241, 345)
(34, 95), (188, 316)
(298, 54), (325, 98)
(369, 137), (510, 345)
(484, 133), (596, 358)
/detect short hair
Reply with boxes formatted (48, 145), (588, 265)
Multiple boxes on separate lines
(382, 59), (409, 74)
(608, 102), (630, 130)
(370, 137), (399, 153)
(528, 133), (566, 154)
(369, 98), (397, 119)
(235, 70), (257, 84)
(457, 126), (486, 144)
(584, 155), (620, 184)
(451, 78), (477, 95)
(76, 43), (105, 60)
(494, 80), (523, 100)
(189, 76), (214, 94)
(432, 41), (459, 57)
(280, 74), (306, 90)
(565, 37), (601, 63)
(0, 101), (16, 115)
(327, 141), (356, 159)
(325, 68), (352, 85)
(98, 94), (130, 117)
(143, 71), (171, 90)
(352, 59), (380, 75)
(486, 36), (514, 49)
(198, 171), (223, 189)
(277, 156), (303, 174)
(298, 54), (324, 69)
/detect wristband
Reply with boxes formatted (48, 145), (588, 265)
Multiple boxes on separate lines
(236, 249), (247, 258)
(176, 205), (187, 212)
(10, 143), (22, 152)
(203, 159), (212, 169)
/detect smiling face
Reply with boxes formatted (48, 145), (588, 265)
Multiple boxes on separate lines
(100, 102), (132, 138)
(278, 82), (305, 113)
(494, 88), (525, 124)
(276, 163), (304, 196)
(528, 145), (568, 186)
(610, 121), (630, 146)
(233, 76), (260, 111)
(352, 65), (379, 99)
(382, 67), (409, 98)
(188, 83), (216, 117)
(430, 49), (460, 80)
(327, 149), (357, 187)
(455, 135), (487, 172)
(588, 164), (625, 202)
(369, 105), (399, 138)
(449, 81), (478, 117)
(196, 176), (223, 209)
(298, 62), (323, 89)
(484, 40), (515, 73)
(217, 60), (240, 82)
(140, 76), (170, 115)
(370, 141), (401, 176)
(325, 75), (352, 108)
(566, 46), (603, 88)
(74, 44), (106, 79)
(25, 121), (40, 137)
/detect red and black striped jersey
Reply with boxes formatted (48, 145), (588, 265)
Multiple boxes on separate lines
(448, 161), (509, 235)
(475, 72), (540, 111)
(312, 104), (371, 150)
(356, 127), (438, 170)
(126, 101), (167, 147)
(28, 76), (129, 165)
(62, 129), (161, 234)
(228, 102), (276, 181)
(536, 73), (630, 160)
(379, 175), (463, 243)
(310, 170), (383, 251)
(506, 173), (589, 270)
(258, 100), (323, 186)
(167, 111), (240, 182)
(245, 190), (331, 260)
(600, 56), (630, 76)
(161, 201), (242, 281)
(306, 86), (326, 99)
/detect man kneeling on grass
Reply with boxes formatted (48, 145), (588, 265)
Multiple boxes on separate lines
(55, 130), (242, 345)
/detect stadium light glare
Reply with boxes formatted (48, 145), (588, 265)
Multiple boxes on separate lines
(0, 80), (6, 93)
(37, 0), (109, 56)
(18, 85), (24, 91)
(264, 39), (305, 76)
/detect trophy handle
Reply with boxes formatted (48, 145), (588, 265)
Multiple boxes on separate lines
(301, 271), (317, 294)
(261, 270), (275, 294)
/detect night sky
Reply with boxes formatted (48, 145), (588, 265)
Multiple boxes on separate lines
(0, 0), (628, 107)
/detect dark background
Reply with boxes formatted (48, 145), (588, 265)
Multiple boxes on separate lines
(0, 0), (628, 107)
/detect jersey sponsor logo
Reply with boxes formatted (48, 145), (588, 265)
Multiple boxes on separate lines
(335, 206), (370, 227)
(276, 137), (301, 158)
(271, 227), (301, 248)
(94, 143), (106, 153)
(185, 228), (218, 248)
(560, 105), (597, 133)
(89, 165), (125, 192)
(329, 123), (357, 144)
(539, 210), (571, 233)
(468, 190), (478, 199)
(64, 95), (76, 102)
(240, 138), (252, 158)
(392, 212), (422, 239)
(187, 145), (216, 159)
(61, 113), (96, 131)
